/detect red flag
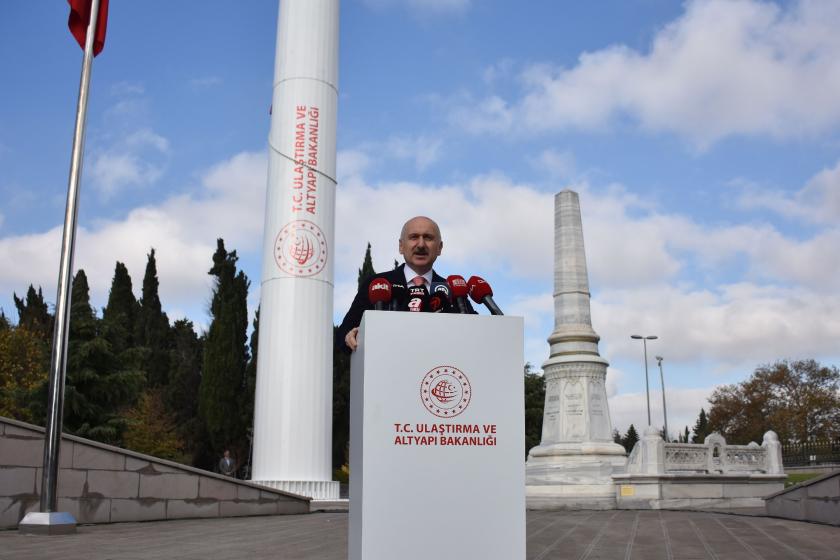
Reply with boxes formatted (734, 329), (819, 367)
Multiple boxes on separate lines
(68, 0), (109, 56)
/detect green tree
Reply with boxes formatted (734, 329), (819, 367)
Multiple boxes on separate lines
(241, 307), (260, 475)
(679, 426), (690, 443)
(692, 408), (710, 443)
(165, 319), (204, 463)
(62, 270), (144, 445)
(357, 242), (375, 287)
(13, 285), (53, 344)
(332, 325), (351, 470)
(0, 310), (10, 331)
(524, 363), (545, 457)
(708, 359), (840, 444)
(199, 239), (250, 465)
(135, 249), (172, 387)
(621, 424), (639, 453)
(612, 428), (622, 445)
(102, 262), (140, 355)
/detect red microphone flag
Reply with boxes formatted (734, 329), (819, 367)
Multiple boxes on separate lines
(68, 0), (109, 56)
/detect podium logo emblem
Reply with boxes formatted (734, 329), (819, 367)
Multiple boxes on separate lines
(421, 366), (471, 418)
(274, 220), (327, 277)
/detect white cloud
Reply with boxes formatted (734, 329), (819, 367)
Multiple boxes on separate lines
(609, 386), (714, 441)
(450, 0), (840, 147)
(89, 128), (170, 196)
(385, 135), (443, 170)
(0, 151), (267, 322)
(530, 149), (576, 180)
(738, 158), (840, 225)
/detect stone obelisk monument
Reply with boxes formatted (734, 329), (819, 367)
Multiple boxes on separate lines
(526, 189), (626, 509)
(252, 0), (340, 500)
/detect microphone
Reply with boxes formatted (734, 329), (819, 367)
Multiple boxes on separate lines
(389, 282), (407, 311)
(429, 282), (452, 313)
(446, 275), (470, 314)
(368, 277), (393, 311)
(406, 284), (428, 312)
(467, 276), (504, 315)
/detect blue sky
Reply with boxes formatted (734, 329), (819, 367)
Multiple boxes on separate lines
(2, 0), (839, 439)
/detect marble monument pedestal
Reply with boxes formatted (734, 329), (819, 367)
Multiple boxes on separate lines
(526, 442), (627, 510)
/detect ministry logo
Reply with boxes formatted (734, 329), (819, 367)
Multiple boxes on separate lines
(274, 220), (327, 277)
(420, 366), (471, 418)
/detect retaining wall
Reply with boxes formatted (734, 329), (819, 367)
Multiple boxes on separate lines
(0, 416), (309, 529)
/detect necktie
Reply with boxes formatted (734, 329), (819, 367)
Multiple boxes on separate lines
(412, 276), (425, 287)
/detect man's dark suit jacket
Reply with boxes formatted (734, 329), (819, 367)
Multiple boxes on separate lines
(335, 263), (472, 353)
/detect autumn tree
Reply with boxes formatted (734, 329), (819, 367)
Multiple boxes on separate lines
(122, 388), (185, 462)
(0, 326), (49, 421)
(707, 359), (840, 444)
(524, 363), (545, 456)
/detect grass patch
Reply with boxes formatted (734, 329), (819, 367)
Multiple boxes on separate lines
(785, 473), (821, 487)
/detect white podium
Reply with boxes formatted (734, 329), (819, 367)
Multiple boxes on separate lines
(349, 312), (525, 560)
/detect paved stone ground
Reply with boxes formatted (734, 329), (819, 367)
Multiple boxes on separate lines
(2, 510), (839, 560)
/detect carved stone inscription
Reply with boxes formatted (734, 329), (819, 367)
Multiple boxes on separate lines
(562, 379), (585, 440)
(541, 380), (561, 444)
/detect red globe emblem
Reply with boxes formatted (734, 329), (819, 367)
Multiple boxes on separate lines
(420, 366), (471, 418)
(274, 220), (328, 277)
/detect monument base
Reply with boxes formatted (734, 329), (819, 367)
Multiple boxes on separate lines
(526, 445), (627, 510)
(253, 480), (339, 500)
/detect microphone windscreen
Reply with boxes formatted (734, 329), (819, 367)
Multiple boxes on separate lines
(446, 275), (469, 298)
(390, 282), (407, 306)
(368, 278), (393, 305)
(467, 276), (493, 303)
(406, 284), (428, 312)
(428, 294), (448, 312)
(430, 282), (451, 299)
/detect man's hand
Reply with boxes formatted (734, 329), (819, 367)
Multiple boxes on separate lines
(345, 327), (359, 351)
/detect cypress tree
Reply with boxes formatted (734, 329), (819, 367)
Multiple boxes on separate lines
(63, 270), (144, 444)
(524, 363), (545, 457)
(332, 243), (378, 470)
(332, 325), (351, 470)
(13, 285), (53, 343)
(241, 307), (259, 476)
(165, 319), (204, 463)
(0, 310), (11, 331)
(199, 239), (250, 465)
(692, 408), (710, 443)
(102, 262), (140, 355)
(136, 249), (172, 386)
(357, 242), (375, 287)
(622, 424), (640, 453)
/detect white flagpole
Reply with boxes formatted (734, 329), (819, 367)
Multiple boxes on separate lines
(19, 0), (101, 536)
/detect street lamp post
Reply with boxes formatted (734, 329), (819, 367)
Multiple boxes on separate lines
(655, 355), (669, 442)
(630, 334), (658, 427)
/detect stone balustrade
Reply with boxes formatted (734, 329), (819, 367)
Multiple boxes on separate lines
(613, 427), (786, 509)
(627, 429), (784, 476)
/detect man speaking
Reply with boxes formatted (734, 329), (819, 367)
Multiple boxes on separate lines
(337, 216), (471, 352)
